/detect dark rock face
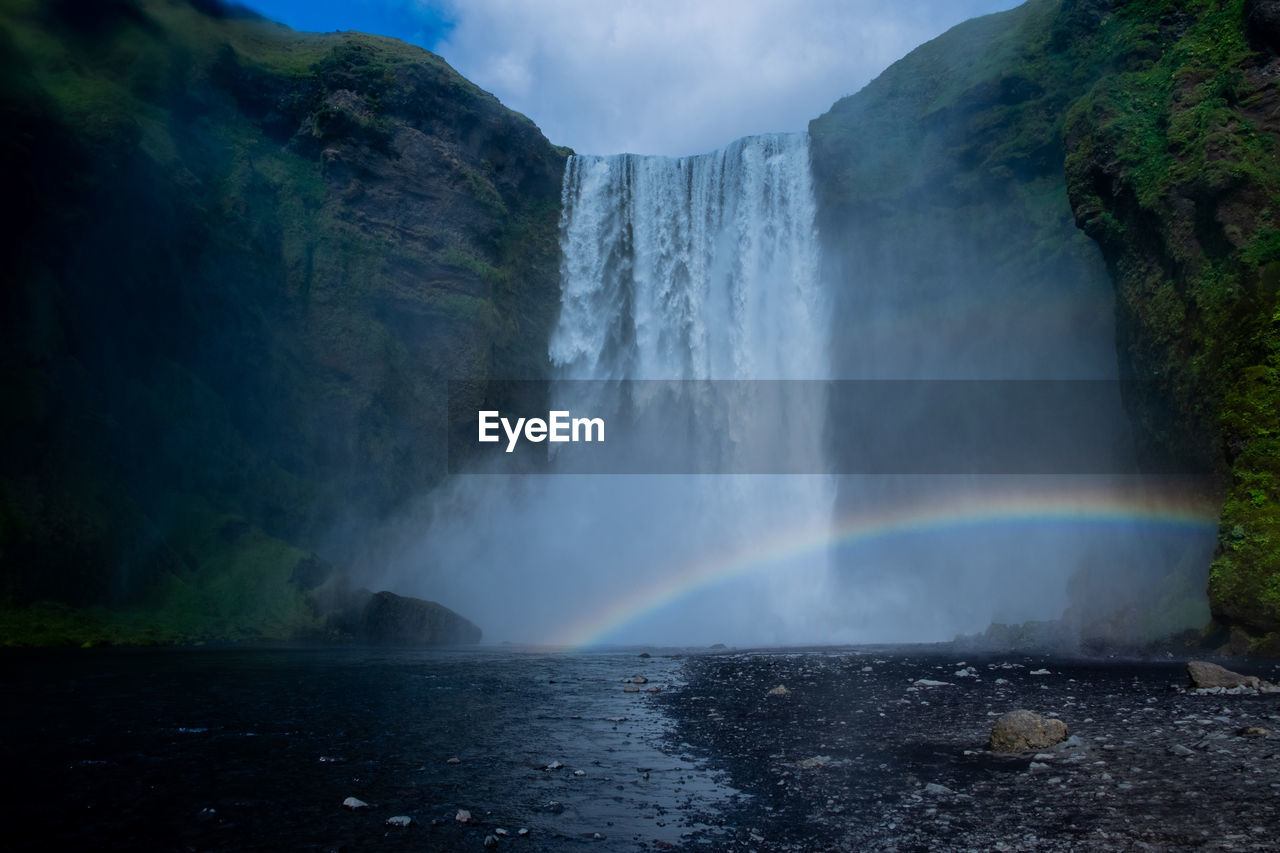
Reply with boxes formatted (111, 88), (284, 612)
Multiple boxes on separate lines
(0, 0), (567, 641)
(1246, 0), (1280, 52)
(806, 0), (1198, 647)
(1061, 2), (1280, 651)
(988, 709), (1069, 752)
(359, 591), (482, 645)
(811, 0), (1280, 654)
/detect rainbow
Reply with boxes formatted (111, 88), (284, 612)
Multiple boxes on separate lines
(554, 481), (1219, 648)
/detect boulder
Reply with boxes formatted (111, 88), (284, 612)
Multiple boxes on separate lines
(988, 710), (1068, 752)
(358, 591), (482, 645)
(1186, 660), (1268, 690)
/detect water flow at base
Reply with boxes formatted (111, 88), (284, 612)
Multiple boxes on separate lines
(375, 132), (1217, 647)
(379, 134), (840, 645)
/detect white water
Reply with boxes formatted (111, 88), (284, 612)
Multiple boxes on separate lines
(382, 135), (841, 645)
(552, 134), (826, 382)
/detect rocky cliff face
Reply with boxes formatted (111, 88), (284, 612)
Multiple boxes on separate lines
(1064, 0), (1280, 652)
(812, 0), (1280, 653)
(0, 0), (567, 643)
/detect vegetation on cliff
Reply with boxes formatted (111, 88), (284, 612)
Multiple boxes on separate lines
(0, 0), (567, 644)
(812, 0), (1280, 652)
(1061, 0), (1280, 653)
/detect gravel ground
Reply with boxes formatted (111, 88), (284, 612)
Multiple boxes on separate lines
(657, 648), (1280, 852)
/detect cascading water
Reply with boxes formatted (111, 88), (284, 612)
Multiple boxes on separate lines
(552, 134), (826, 383)
(382, 134), (841, 646)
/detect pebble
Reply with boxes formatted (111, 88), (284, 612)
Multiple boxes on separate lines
(767, 685), (791, 696)
(342, 797), (369, 810)
(455, 809), (472, 824)
(385, 815), (411, 827)
(924, 782), (954, 796)
(1170, 744), (1194, 757)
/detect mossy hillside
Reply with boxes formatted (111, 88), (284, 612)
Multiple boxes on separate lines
(0, 0), (568, 644)
(1062, 0), (1280, 647)
(807, 0), (1258, 645)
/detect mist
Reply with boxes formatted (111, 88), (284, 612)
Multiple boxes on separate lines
(357, 122), (1218, 649)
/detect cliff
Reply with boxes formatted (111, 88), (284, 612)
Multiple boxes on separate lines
(811, 0), (1280, 653)
(1064, 0), (1280, 653)
(0, 0), (567, 643)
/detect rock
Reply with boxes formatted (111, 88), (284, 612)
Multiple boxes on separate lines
(518, 828), (529, 836)
(631, 675), (648, 684)
(1247, 0), (1280, 52)
(358, 591), (482, 645)
(1186, 660), (1270, 690)
(593, 833), (605, 840)
(646, 685), (662, 693)
(484, 835), (499, 848)
(1169, 744), (1194, 757)
(1029, 669), (1051, 676)
(623, 685), (640, 693)
(638, 652), (651, 658)
(494, 828), (509, 836)
(989, 710), (1069, 752)
(924, 782), (954, 796)
(767, 685), (790, 696)
(913, 679), (952, 688)
(710, 643), (726, 649)
(342, 796), (370, 810)
(546, 761), (564, 770)
(447, 757), (461, 764)
(796, 755), (831, 769)
(1238, 726), (1270, 738)
(545, 801), (564, 814)
(455, 809), (472, 824)
(573, 769), (585, 776)
(385, 815), (412, 827)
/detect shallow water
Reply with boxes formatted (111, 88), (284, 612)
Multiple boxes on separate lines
(0, 646), (736, 851)
(6, 646), (1279, 851)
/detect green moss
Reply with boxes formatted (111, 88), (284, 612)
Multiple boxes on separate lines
(0, 0), (567, 645)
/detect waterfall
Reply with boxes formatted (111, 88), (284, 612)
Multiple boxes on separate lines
(551, 134), (826, 383)
(537, 133), (836, 644)
(383, 135), (840, 646)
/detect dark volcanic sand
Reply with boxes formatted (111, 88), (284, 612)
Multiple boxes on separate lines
(658, 649), (1280, 852)
(3, 646), (1279, 851)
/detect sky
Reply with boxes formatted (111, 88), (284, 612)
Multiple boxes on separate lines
(241, 0), (1025, 156)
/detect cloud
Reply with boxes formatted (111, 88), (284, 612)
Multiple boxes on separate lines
(430, 0), (1022, 156)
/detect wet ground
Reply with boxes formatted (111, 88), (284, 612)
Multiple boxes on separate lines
(0, 647), (734, 851)
(658, 648), (1280, 852)
(2, 646), (1279, 851)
